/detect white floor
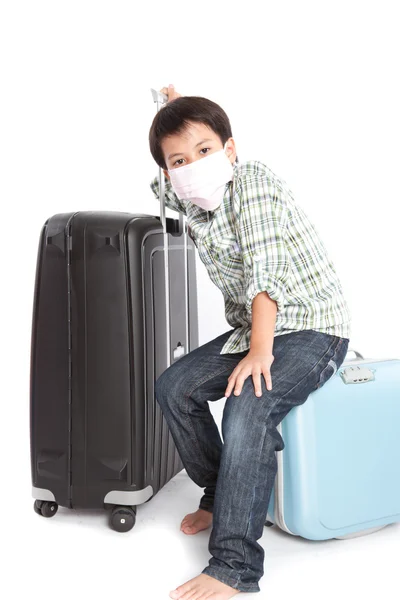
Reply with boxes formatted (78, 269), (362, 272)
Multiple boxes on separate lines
(9, 468), (400, 600)
(7, 399), (400, 600)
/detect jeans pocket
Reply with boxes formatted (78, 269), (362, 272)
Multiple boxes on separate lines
(315, 337), (349, 390)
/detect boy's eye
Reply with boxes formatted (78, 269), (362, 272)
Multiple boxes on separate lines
(172, 148), (211, 167)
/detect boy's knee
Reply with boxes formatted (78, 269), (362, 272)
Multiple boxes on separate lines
(155, 364), (183, 404)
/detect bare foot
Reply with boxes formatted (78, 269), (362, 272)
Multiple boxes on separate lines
(180, 508), (212, 535)
(169, 573), (240, 599)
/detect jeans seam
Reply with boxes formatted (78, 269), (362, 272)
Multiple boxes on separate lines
(238, 493), (252, 579)
(279, 335), (340, 401)
(183, 364), (235, 472)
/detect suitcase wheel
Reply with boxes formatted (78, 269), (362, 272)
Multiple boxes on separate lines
(34, 500), (58, 518)
(110, 505), (136, 533)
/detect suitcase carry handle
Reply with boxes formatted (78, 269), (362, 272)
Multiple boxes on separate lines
(151, 88), (190, 368)
(346, 347), (364, 360)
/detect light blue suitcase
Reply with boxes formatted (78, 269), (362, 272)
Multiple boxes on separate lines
(266, 347), (400, 540)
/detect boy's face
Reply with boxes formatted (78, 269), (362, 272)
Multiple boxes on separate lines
(161, 121), (237, 180)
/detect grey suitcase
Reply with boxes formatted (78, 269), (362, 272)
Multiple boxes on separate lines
(30, 88), (198, 531)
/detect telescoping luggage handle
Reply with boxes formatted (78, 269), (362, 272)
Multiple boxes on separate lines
(151, 88), (190, 368)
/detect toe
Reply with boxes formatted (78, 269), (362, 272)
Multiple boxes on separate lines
(180, 588), (199, 600)
(170, 578), (200, 600)
(181, 525), (193, 533)
(169, 586), (189, 600)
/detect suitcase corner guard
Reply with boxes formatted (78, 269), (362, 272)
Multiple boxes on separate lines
(104, 485), (153, 505)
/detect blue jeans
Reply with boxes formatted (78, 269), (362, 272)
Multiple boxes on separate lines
(155, 328), (350, 592)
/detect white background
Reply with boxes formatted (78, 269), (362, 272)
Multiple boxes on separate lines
(1, 1), (399, 599)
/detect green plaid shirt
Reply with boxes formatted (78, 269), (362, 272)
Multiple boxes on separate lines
(150, 160), (351, 354)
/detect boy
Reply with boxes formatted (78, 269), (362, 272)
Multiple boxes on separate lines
(149, 85), (351, 599)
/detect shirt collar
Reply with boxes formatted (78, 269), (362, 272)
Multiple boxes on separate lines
(206, 161), (239, 221)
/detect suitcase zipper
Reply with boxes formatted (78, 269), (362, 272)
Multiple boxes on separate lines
(66, 229), (73, 508)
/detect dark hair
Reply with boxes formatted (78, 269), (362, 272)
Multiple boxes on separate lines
(149, 95), (239, 170)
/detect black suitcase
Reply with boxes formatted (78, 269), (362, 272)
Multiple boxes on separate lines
(30, 89), (198, 531)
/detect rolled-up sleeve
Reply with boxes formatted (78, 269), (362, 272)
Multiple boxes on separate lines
(237, 175), (291, 317)
(150, 173), (187, 215)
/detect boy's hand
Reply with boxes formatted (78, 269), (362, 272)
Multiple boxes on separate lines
(225, 351), (274, 398)
(160, 84), (182, 103)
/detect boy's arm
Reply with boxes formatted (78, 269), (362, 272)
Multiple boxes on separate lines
(250, 292), (277, 354)
(237, 175), (291, 352)
(150, 172), (187, 215)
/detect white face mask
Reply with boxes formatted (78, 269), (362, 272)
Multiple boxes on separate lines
(167, 142), (234, 211)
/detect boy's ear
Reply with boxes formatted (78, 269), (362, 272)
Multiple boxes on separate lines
(225, 137), (237, 165)
(163, 169), (170, 180)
